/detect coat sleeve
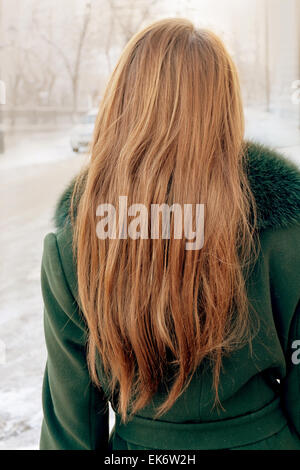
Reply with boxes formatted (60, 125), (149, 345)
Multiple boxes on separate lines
(282, 299), (300, 438)
(266, 223), (300, 439)
(39, 232), (109, 450)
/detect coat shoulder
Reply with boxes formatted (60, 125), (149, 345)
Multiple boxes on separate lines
(244, 141), (300, 230)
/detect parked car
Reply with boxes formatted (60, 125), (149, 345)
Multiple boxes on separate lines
(70, 108), (98, 152)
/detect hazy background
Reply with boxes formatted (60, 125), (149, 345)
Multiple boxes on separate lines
(0, 0), (299, 449)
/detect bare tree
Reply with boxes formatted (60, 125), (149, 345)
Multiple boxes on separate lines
(1, 0), (160, 129)
(37, 1), (93, 115)
(103, 6), (115, 73)
(107, 0), (158, 46)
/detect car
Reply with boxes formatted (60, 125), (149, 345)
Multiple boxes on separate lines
(70, 108), (98, 152)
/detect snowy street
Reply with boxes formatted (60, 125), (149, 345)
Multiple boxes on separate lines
(0, 130), (87, 449)
(0, 111), (299, 449)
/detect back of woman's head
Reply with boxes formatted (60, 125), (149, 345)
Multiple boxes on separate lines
(73, 17), (258, 421)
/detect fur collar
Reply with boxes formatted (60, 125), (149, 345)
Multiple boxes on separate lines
(54, 141), (300, 232)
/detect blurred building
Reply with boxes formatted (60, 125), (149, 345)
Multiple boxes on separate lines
(267, 0), (300, 122)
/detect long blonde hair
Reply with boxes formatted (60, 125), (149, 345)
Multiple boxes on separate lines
(72, 18), (258, 422)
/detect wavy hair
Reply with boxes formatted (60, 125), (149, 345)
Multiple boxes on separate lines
(72, 18), (258, 422)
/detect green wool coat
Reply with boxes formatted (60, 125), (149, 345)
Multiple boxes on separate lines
(39, 142), (300, 450)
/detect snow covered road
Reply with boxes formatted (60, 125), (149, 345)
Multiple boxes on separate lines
(0, 130), (87, 449)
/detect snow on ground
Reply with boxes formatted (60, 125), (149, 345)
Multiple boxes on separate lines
(244, 107), (300, 167)
(0, 110), (299, 450)
(0, 129), (89, 450)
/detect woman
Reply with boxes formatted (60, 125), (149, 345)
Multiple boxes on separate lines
(40, 18), (300, 450)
